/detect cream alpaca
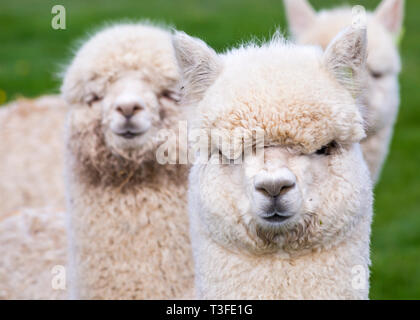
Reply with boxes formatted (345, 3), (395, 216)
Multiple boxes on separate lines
(0, 95), (67, 218)
(0, 96), (68, 300)
(63, 23), (193, 299)
(173, 27), (373, 299)
(284, 0), (404, 182)
(0, 207), (67, 299)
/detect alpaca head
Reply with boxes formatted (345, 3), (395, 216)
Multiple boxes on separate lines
(284, 0), (404, 133)
(62, 23), (180, 162)
(174, 27), (372, 254)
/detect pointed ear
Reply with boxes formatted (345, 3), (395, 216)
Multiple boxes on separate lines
(172, 31), (222, 105)
(283, 0), (316, 38)
(323, 27), (367, 98)
(374, 0), (405, 36)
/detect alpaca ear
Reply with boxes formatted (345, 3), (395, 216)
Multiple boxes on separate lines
(283, 0), (316, 38)
(323, 26), (367, 98)
(172, 31), (222, 105)
(374, 0), (404, 36)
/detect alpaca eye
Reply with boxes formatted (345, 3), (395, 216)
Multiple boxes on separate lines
(315, 141), (338, 156)
(370, 70), (384, 79)
(87, 94), (102, 106)
(159, 89), (180, 103)
(218, 150), (236, 164)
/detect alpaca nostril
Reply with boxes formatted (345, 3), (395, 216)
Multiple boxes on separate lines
(116, 106), (124, 115)
(279, 183), (295, 196)
(133, 105), (143, 113)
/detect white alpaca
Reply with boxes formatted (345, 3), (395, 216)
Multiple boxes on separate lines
(0, 207), (67, 299)
(173, 26), (373, 299)
(63, 23), (193, 299)
(283, 0), (404, 182)
(0, 95), (67, 218)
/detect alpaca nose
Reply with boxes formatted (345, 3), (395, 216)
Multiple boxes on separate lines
(116, 102), (144, 119)
(254, 168), (296, 197)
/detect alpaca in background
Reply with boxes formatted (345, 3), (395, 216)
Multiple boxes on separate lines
(0, 95), (67, 218)
(283, 0), (405, 182)
(63, 23), (194, 299)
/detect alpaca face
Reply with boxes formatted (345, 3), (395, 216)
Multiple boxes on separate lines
(62, 24), (180, 159)
(174, 27), (372, 253)
(194, 135), (370, 253)
(99, 72), (171, 151)
(284, 0), (403, 134)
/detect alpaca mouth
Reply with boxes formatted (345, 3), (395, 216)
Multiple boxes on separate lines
(260, 213), (293, 224)
(117, 131), (143, 139)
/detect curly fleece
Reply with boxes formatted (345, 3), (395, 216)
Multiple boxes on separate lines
(0, 207), (67, 299)
(0, 95), (68, 218)
(174, 29), (373, 299)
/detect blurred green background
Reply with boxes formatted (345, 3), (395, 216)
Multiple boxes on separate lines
(0, 0), (418, 299)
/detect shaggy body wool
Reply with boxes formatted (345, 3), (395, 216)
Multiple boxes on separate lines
(0, 95), (67, 218)
(0, 207), (67, 299)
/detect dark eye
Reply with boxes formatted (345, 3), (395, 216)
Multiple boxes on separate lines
(159, 89), (180, 103)
(315, 141), (338, 156)
(370, 70), (384, 79)
(87, 94), (102, 106)
(218, 149), (237, 165)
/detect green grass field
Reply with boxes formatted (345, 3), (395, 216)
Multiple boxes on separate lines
(0, 0), (419, 299)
